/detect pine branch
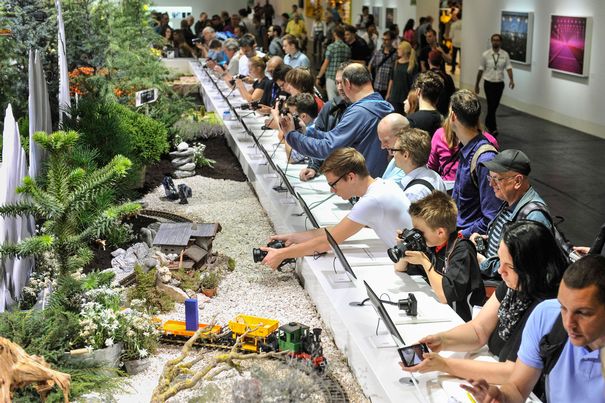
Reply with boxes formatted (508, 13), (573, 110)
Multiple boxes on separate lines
(75, 202), (141, 242)
(0, 235), (53, 259)
(0, 202), (40, 218)
(64, 155), (132, 213)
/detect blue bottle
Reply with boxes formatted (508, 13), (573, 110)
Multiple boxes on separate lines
(185, 298), (199, 332)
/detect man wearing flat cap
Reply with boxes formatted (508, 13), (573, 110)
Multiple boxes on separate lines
(469, 149), (553, 279)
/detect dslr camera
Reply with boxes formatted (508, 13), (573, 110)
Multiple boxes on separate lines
(387, 228), (428, 263)
(229, 74), (247, 86)
(252, 240), (296, 269)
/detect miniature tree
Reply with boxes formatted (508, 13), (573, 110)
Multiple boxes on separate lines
(0, 130), (140, 275)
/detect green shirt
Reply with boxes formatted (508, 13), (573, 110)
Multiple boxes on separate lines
(325, 40), (351, 80)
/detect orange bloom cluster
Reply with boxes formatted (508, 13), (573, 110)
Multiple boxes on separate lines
(69, 67), (95, 96)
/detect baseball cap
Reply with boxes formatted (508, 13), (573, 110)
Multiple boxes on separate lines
(481, 149), (531, 175)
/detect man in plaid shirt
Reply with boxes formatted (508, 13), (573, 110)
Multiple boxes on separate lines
(316, 26), (351, 101)
(369, 31), (397, 99)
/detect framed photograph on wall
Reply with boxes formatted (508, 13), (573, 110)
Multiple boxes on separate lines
(385, 8), (396, 28)
(500, 11), (533, 64)
(548, 15), (592, 77)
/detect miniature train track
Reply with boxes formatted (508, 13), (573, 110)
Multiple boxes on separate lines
(138, 209), (192, 223)
(159, 335), (350, 402)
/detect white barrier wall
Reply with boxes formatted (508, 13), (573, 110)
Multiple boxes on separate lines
(461, 0), (605, 139)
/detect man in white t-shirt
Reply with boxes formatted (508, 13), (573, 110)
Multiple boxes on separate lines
(392, 127), (446, 202)
(474, 33), (514, 136)
(261, 147), (412, 270)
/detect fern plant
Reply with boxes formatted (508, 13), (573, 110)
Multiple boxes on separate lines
(0, 130), (141, 274)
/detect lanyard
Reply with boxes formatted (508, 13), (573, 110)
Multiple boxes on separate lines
(492, 52), (500, 70)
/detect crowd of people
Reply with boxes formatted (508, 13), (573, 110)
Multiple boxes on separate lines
(154, 2), (605, 402)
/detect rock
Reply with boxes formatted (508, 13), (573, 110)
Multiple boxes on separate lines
(111, 256), (127, 270)
(169, 149), (195, 158)
(140, 228), (154, 248)
(176, 142), (189, 151)
(111, 248), (126, 258)
(174, 170), (195, 179)
(166, 253), (178, 261)
(132, 242), (149, 260)
(155, 251), (169, 266)
(178, 162), (196, 171)
(169, 278), (181, 287)
(185, 289), (197, 298)
(142, 257), (159, 270)
(157, 282), (189, 303)
(171, 157), (193, 167)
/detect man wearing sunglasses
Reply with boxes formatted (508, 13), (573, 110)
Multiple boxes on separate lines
(470, 149), (552, 279)
(260, 147), (412, 270)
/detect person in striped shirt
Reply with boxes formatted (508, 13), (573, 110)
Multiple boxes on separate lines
(470, 149), (552, 279)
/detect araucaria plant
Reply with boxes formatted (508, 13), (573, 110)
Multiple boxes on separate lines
(0, 130), (141, 274)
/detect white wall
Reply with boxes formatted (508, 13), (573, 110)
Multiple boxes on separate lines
(462, 0), (605, 139)
(151, 0), (248, 24)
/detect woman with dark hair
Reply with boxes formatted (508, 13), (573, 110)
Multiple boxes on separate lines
(401, 220), (567, 384)
(403, 18), (416, 45)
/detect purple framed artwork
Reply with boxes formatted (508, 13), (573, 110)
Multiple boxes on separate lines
(548, 15), (592, 76)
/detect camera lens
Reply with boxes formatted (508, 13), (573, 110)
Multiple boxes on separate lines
(387, 245), (404, 263)
(252, 248), (267, 263)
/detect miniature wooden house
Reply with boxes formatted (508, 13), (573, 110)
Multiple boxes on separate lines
(152, 222), (221, 268)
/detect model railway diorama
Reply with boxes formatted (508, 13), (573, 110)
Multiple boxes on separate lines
(159, 303), (327, 372)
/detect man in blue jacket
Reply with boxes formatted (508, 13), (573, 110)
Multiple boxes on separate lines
(279, 63), (392, 178)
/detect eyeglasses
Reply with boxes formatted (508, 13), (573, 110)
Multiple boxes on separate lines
(487, 175), (517, 184)
(328, 172), (348, 189)
(386, 148), (405, 154)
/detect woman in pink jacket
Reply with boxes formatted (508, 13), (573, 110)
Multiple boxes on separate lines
(428, 114), (499, 181)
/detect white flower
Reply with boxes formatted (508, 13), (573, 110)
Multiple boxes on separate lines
(138, 348), (149, 358)
(105, 338), (114, 347)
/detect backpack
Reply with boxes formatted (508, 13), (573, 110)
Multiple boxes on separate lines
(470, 143), (498, 187)
(515, 201), (575, 260)
(537, 314), (567, 402)
(404, 178), (435, 193)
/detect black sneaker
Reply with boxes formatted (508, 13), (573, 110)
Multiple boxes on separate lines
(162, 176), (179, 200)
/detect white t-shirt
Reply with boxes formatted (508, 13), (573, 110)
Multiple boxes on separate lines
(347, 179), (412, 246)
(399, 166), (447, 203)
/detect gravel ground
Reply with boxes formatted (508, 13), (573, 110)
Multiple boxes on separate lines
(108, 176), (368, 403)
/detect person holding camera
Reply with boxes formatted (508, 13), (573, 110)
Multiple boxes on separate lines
(281, 93), (319, 164)
(470, 149), (552, 279)
(394, 191), (484, 321)
(259, 147), (412, 270)
(464, 255), (605, 403)
(299, 64), (352, 182)
(391, 127), (447, 202)
(281, 63), (392, 178)
(401, 221), (567, 385)
(234, 56), (273, 107)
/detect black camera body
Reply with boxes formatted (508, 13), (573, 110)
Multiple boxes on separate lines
(241, 100), (260, 110)
(387, 228), (428, 263)
(397, 293), (418, 316)
(475, 236), (487, 255)
(192, 38), (202, 45)
(229, 74), (247, 86)
(252, 240), (295, 269)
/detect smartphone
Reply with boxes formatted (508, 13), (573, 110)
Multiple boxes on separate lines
(397, 343), (429, 367)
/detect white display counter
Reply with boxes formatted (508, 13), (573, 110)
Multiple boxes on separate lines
(186, 60), (538, 403)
